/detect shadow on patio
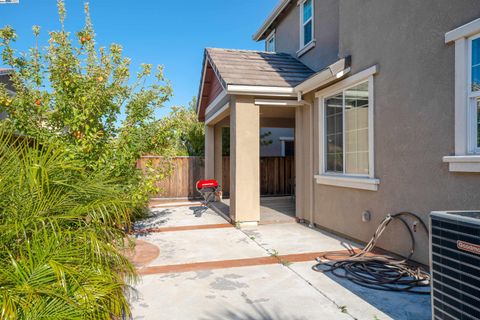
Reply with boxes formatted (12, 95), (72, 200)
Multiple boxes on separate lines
(210, 196), (295, 224)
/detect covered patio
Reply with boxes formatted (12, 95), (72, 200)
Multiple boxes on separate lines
(197, 48), (350, 226)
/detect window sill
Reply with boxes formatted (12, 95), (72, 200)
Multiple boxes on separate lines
(297, 40), (316, 57)
(314, 174), (380, 191)
(443, 155), (480, 172)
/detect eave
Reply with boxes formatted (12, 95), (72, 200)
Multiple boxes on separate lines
(252, 0), (292, 41)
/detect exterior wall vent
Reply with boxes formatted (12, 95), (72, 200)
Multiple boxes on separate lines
(430, 211), (480, 320)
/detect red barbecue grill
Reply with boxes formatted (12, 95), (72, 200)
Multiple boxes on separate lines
(196, 179), (219, 206)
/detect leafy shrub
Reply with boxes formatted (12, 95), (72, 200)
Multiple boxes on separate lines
(0, 132), (137, 319)
(0, 1), (179, 317)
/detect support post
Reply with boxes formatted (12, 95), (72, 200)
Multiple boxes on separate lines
(214, 125), (223, 187)
(230, 96), (260, 225)
(204, 124), (215, 179)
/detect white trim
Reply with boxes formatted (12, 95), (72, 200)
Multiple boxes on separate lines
(205, 90), (228, 115)
(297, 40), (316, 57)
(443, 155), (480, 172)
(299, 0), (314, 51)
(449, 26), (480, 160)
(266, 30), (276, 52)
(227, 84), (297, 97)
(253, 0), (291, 41)
(368, 75), (375, 178)
(296, 66), (333, 93)
(254, 99), (302, 106)
(314, 175), (380, 191)
(315, 65), (378, 98)
(467, 35), (480, 154)
(205, 102), (229, 125)
(453, 37), (469, 155)
(279, 136), (294, 141)
(445, 17), (480, 44)
(295, 59), (351, 94)
(196, 61), (209, 115)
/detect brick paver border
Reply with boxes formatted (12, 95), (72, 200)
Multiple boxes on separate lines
(138, 250), (359, 275)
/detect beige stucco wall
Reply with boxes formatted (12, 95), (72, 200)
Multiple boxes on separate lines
(304, 1), (480, 265)
(274, 0), (339, 72)
(204, 125), (215, 179)
(214, 125), (223, 187)
(229, 96), (261, 223)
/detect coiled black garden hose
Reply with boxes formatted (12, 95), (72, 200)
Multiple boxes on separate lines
(312, 212), (431, 294)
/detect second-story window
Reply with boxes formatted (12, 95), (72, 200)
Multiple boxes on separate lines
(266, 31), (275, 52)
(301, 0), (313, 48)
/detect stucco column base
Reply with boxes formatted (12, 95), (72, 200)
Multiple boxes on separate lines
(235, 221), (259, 229)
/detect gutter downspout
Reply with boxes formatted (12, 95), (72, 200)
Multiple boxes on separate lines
(297, 92), (315, 228)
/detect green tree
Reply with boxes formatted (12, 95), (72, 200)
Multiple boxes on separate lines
(0, 1), (174, 318)
(136, 97), (205, 157)
(0, 0), (172, 206)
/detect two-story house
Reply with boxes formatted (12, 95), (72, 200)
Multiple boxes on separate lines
(196, 0), (480, 265)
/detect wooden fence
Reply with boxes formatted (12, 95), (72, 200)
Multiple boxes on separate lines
(221, 156), (295, 196)
(138, 156), (295, 199)
(137, 156), (205, 199)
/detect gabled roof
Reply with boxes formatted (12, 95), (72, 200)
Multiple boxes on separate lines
(205, 48), (314, 88)
(196, 48), (315, 121)
(253, 0), (293, 41)
(196, 48), (351, 122)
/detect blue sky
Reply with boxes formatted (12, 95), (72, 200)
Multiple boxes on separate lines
(0, 0), (278, 118)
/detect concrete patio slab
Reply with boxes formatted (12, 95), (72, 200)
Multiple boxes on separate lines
(135, 205), (227, 229)
(242, 223), (360, 255)
(130, 205), (432, 320)
(135, 227), (268, 266)
(290, 262), (431, 320)
(131, 264), (352, 320)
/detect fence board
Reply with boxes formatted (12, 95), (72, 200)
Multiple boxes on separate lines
(138, 156), (294, 199)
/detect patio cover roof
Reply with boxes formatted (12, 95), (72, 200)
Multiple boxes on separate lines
(205, 48), (315, 88)
(196, 48), (316, 121)
(196, 48), (351, 122)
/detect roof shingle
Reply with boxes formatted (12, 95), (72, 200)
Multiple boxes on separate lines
(205, 48), (314, 88)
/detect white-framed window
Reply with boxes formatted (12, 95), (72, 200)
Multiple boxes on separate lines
(300, 0), (314, 48)
(443, 18), (480, 172)
(468, 34), (480, 154)
(315, 66), (379, 191)
(266, 31), (276, 52)
(324, 80), (371, 176)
